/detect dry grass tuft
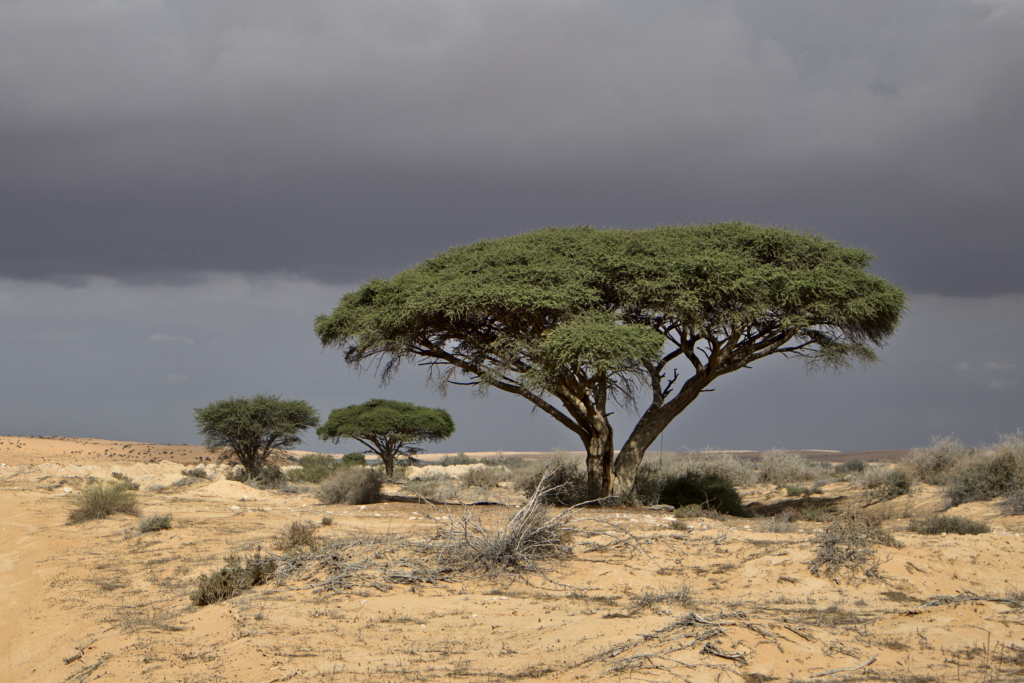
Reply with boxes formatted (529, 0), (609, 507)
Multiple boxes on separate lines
(138, 513), (172, 533)
(190, 553), (277, 606)
(432, 478), (576, 576)
(273, 520), (321, 551)
(808, 515), (901, 582)
(910, 515), (990, 535)
(67, 481), (141, 524)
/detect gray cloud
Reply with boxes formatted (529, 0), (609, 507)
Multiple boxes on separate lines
(2, 1), (1023, 294)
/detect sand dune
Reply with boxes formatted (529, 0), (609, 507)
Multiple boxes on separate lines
(1, 436), (1018, 682)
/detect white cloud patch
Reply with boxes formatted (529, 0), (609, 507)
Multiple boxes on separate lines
(954, 361), (972, 372)
(987, 379), (1020, 389)
(983, 361), (1018, 371)
(166, 374), (189, 383)
(150, 332), (194, 344)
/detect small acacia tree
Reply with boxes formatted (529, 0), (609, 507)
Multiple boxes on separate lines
(194, 394), (320, 479)
(314, 223), (905, 498)
(317, 399), (455, 479)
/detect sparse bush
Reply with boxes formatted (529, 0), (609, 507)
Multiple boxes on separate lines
(673, 504), (704, 518)
(491, 456), (528, 470)
(765, 508), (801, 533)
(321, 515), (333, 526)
(944, 435), (1024, 507)
(459, 466), (509, 488)
(225, 463), (290, 489)
(190, 553), (277, 606)
(274, 521), (320, 551)
(288, 453), (344, 483)
(180, 467), (211, 480)
(342, 452), (367, 467)
(785, 484), (822, 497)
(138, 513), (172, 533)
(628, 587), (692, 614)
(110, 471), (140, 490)
(67, 481), (141, 524)
(513, 456), (588, 506)
(432, 477), (575, 575)
(808, 516), (901, 581)
(758, 450), (818, 486)
(910, 515), (990, 535)
(317, 467), (384, 505)
(660, 473), (748, 517)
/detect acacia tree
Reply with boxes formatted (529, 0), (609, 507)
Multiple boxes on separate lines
(314, 223), (905, 498)
(317, 399), (455, 479)
(194, 394), (320, 478)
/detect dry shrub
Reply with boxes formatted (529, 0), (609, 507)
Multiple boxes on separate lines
(758, 450), (818, 486)
(459, 466), (509, 488)
(138, 513), (172, 533)
(906, 435), (974, 485)
(833, 459), (866, 477)
(944, 433), (1024, 507)
(190, 553), (277, 606)
(628, 587), (692, 614)
(1001, 490), (1024, 515)
(866, 467), (914, 502)
(110, 471), (140, 490)
(317, 467), (384, 505)
(274, 521), (320, 551)
(808, 516), (902, 582)
(660, 473), (748, 517)
(405, 479), (462, 501)
(910, 515), (990, 535)
(432, 478), (575, 575)
(512, 455), (588, 506)
(678, 451), (758, 488)
(180, 467), (211, 480)
(67, 481), (141, 524)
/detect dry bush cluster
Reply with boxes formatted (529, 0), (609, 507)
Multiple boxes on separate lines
(317, 467), (384, 505)
(808, 515), (902, 582)
(190, 553), (278, 606)
(910, 515), (991, 535)
(138, 513), (172, 533)
(758, 450), (821, 486)
(905, 432), (1024, 507)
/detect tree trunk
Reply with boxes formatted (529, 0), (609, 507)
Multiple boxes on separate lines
(382, 452), (395, 480)
(584, 416), (615, 499)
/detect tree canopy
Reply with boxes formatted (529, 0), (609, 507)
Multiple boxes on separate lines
(314, 223), (906, 498)
(317, 399), (455, 479)
(194, 394), (320, 479)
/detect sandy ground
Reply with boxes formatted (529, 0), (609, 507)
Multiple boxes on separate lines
(2, 436), (1021, 682)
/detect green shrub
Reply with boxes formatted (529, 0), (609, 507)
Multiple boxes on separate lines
(138, 513), (172, 533)
(180, 467), (211, 480)
(441, 453), (480, 466)
(342, 452), (367, 467)
(910, 515), (990, 535)
(513, 456), (588, 506)
(317, 467), (384, 505)
(67, 482), (141, 524)
(758, 450), (818, 486)
(288, 453), (344, 483)
(833, 459), (866, 477)
(190, 553), (277, 606)
(660, 473), (748, 517)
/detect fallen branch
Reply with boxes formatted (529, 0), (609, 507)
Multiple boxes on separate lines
(810, 654), (878, 678)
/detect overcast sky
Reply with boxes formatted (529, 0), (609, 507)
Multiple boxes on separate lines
(2, 1), (1022, 454)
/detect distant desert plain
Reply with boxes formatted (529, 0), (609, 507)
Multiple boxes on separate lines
(3, 435), (1024, 682)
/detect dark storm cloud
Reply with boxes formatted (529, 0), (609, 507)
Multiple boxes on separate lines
(2, 1), (1023, 294)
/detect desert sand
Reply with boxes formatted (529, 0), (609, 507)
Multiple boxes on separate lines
(2, 435), (1023, 682)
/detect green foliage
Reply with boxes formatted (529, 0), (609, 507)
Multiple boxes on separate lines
(317, 467), (385, 505)
(660, 473), (748, 517)
(318, 399), (454, 479)
(194, 394), (319, 479)
(441, 453), (480, 466)
(316, 223), (905, 497)
(342, 452), (367, 466)
(910, 515), (990, 535)
(67, 481), (141, 524)
(138, 513), (172, 533)
(288, 453), (344, 483)
(190, 553), (277, 607)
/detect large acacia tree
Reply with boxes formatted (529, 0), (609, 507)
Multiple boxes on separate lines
(315, 223), (905, 498)
(318, 399), (455, 479)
